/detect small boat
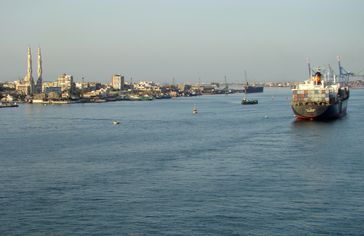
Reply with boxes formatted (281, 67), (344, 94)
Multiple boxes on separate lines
(192, 104), (198, 114)
(0, 95), (19, 108)
(112, 120), (120, 125)
(50, 100), (71, 104)
(93, 98), (107, 103)
(241, 82), (258, 105)
(128, 94), (142, 101)
(0, 102), (19, 108)
(140, 95), (154, 101)
(155, 94), (172, 99)
(241, 98), (258, 105)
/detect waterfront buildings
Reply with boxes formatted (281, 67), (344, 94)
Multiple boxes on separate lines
(0, 82), (16, 90)
(76, 82), (102, 92)
(41, 74), (74, 98)
(111, 74), (124, 90)
(10, 47), (364, 104)
(42, 84), (61, 95)
(56, 73), (75, 93)
(134, 81), (160, 93)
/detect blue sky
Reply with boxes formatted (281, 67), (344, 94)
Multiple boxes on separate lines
(1, 0), (363, 83)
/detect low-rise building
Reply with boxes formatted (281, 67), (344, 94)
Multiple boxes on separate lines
(134, 81), (161, 92)
(47, 91), (61, 100)
(1, 82), (16, 90)
(44, 86), (62, 95)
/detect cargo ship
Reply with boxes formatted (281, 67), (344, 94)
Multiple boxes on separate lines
(291, 57), (350, 120)
(243, 85), (264, 93)
(242, 71), (264, 93)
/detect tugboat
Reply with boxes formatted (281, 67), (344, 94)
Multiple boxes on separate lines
(241, 97), (258, 105)
(291, 57), (350, 120)
(241, 82), (258, 105)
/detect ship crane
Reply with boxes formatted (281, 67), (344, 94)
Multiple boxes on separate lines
(337, 56), (353, 83)
(307, 57), (353, 83)
(350, 69), (364, 79)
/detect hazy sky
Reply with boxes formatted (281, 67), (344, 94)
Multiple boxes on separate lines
(1, 0), (363, 83)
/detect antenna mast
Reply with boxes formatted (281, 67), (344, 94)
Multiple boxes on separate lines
(306, 57), (312, 78)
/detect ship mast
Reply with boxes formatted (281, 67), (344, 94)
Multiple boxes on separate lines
(224, 75), (228, 92)
(244, 70), (248, 100)
(306, 57), (312, 78)
(337, 56), (343, 81)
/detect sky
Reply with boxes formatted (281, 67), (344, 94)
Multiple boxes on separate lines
(0, 0), (363, 84)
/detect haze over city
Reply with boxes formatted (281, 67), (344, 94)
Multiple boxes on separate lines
(1, 0), (363, 83)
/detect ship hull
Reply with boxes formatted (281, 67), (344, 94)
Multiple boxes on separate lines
(0, 103), (19, 108)
(243, 86), (264, 93)
(291, 99), (348, 120)
(241, 99), (258, 105)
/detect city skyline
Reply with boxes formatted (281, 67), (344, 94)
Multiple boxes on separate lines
(1, 0), (363, 83)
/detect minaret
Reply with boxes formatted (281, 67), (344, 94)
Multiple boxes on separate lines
(36, 48), (43, 93)
(26, 47), (33, 81)
(25, 47), (35, 94)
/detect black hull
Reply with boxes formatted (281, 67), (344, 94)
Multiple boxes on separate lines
(291, 98), (348, 120)
(243, 86), (264, 93)
(242, 99), (258, 105)
(0, 104), (19, 108)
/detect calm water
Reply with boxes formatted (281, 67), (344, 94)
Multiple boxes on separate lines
(1, 88), (364, 235)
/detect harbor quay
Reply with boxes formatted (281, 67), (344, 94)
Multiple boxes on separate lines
(1, 75), (251, 104)
(0, 47), (267, 104)
(1, 48), (362, 105)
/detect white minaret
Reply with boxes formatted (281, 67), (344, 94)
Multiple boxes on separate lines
(36, 48), (43, 93)
(26, 47), (33, 81)
(24, 47), (35, 94)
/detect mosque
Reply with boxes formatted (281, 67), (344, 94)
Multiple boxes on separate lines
(15, 47), (42, 95)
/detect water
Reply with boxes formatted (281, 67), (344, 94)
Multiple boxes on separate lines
(1, 88), (364, 235)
